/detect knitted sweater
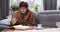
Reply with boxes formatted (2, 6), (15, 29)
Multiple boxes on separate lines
(10, 10), (36, 26)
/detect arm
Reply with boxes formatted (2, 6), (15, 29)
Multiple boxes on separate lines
(30, 13), (36, 26)
(28, 12), (36, 30)
(10, 13), (18, 26)
(10, 17), (17, 26)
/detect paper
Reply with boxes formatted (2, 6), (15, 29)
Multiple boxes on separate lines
(13, 25), (30, 29)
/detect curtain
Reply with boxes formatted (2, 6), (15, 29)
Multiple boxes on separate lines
(43, 0), (57, 10)
(0, 0), (9, 20)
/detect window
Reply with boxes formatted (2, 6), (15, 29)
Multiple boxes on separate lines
(9, 0), (44, 12)
(57, 0), (60, 10)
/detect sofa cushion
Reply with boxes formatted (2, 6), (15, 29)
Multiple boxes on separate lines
(0, 25), (9, 31)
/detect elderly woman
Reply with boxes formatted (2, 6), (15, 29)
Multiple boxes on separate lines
(10, 1), (36, 29)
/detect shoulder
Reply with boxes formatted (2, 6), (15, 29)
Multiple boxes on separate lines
(29, 10), (34, 16)
(29, 10), (34, 14)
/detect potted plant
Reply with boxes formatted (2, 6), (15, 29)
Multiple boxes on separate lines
(34, 4), (39, 12)
(11, 4), (19, 11)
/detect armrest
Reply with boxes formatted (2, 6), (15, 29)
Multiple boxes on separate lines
(0, 24), (10, 30)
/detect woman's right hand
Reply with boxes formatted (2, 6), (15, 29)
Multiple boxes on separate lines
(11, 17), (17, 25)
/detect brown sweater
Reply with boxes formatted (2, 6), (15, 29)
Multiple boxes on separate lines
(10, 10), (36, 26)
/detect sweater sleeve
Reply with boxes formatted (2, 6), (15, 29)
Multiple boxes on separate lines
(29, 12), (36, 26)
(10, 12), (18, 26)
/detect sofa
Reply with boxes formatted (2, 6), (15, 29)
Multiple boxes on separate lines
(37, 10), (60, 27)
(0, 15), (11, 30)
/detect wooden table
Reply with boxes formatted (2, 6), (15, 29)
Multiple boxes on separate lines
(1, 29), (42, 32)
(1, 28), (60, 32)
(0, 25), (42, 32)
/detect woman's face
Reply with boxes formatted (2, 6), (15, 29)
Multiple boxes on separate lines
(20, 7), (27, 13)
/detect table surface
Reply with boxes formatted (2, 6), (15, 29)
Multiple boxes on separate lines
(1, 28), (60, 32)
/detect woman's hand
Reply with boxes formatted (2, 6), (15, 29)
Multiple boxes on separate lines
(11, 17), (17, 25)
